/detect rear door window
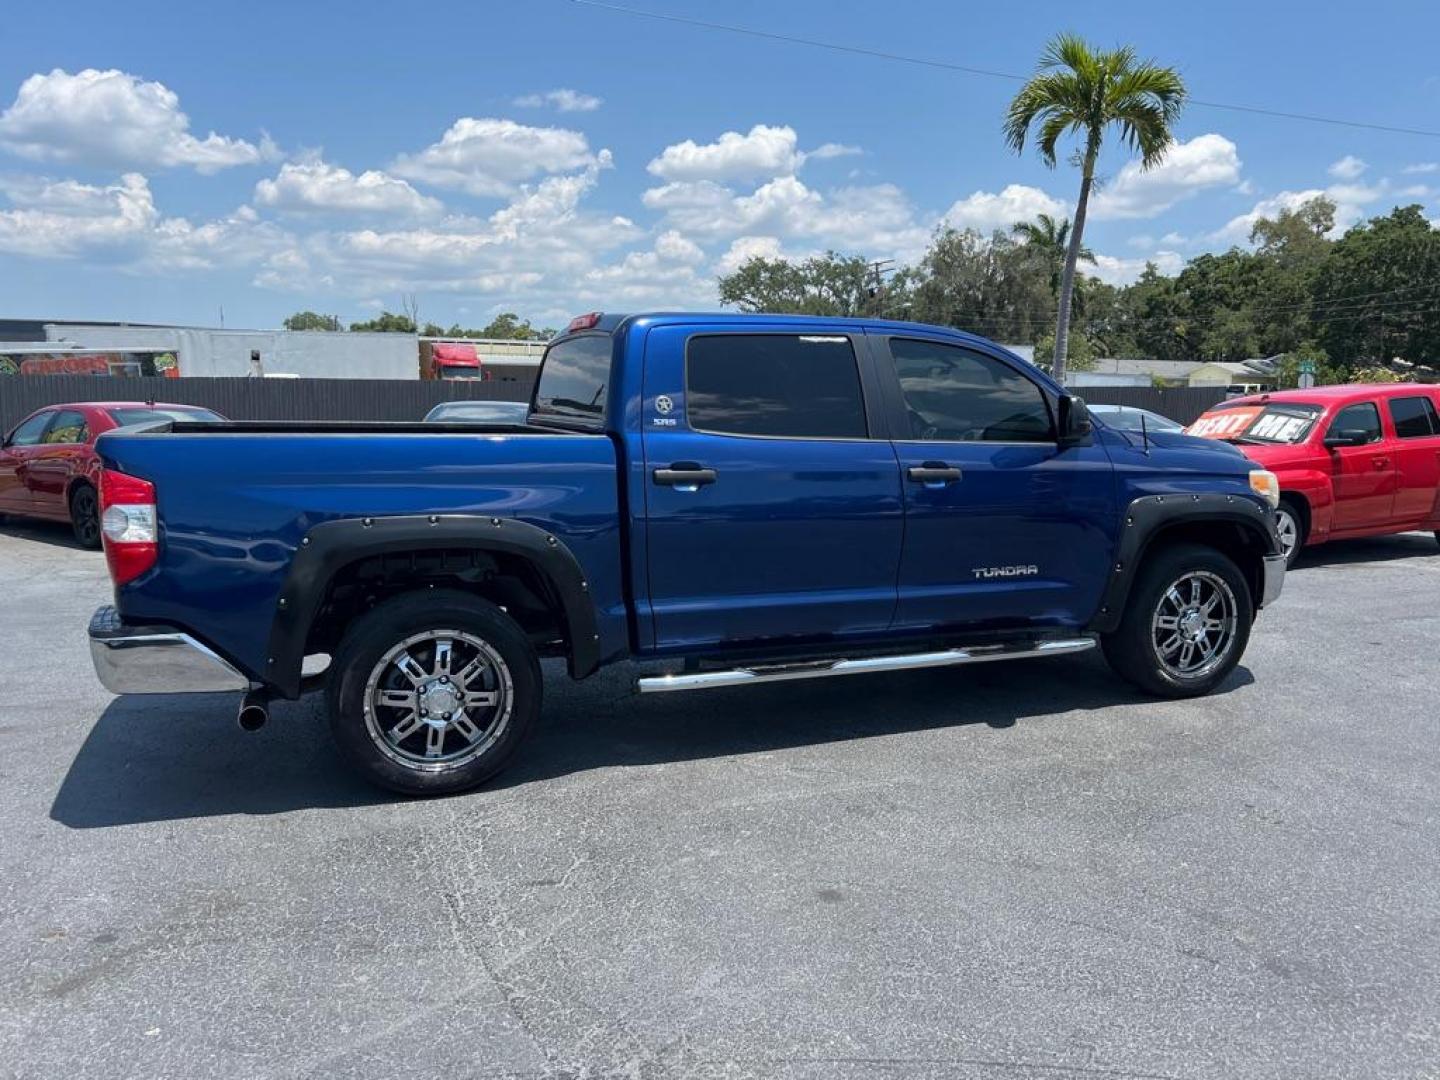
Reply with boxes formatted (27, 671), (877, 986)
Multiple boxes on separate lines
(41, 410), (87, 444)
(686, 334), (867, 438)
(1326, 402), (1382, 444)
(1388, 396), (1440, 438)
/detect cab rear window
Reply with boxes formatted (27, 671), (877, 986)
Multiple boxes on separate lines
(1187, 403), (1322, 444)
(532, 335), (611, 427)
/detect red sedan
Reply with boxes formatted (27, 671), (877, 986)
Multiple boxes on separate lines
(0, 402), (223, 548)
(1187, 384), (1440, 564)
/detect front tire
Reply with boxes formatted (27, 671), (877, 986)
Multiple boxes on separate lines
(69, 483), (101, 549)
(1275, 499), (1306, 567)
(1101, 543), (1253, 698)
(326, 589), (541, 795)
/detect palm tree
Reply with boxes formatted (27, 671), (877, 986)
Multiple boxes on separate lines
(1012, 213), (1094, 313)
(1004, 34), (1185, 383)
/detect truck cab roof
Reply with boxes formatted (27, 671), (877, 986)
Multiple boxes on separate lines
(560, 311), (1033, 362)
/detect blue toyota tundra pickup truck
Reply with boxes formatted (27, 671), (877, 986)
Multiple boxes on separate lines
(88, 312), (1285, 794)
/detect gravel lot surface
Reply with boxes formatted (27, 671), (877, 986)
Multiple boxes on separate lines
(1, 517), (1437, 1079)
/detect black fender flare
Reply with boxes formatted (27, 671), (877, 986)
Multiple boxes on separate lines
(1087, 492), (1282, 634)
(263, 514), (601, 698)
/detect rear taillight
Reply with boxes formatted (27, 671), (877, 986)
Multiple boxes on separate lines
(99, 468), (157, 585)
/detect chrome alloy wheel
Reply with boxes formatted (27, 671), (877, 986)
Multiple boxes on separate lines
(362, 629), (513, 772)
(1151, 570), (1238, 681)
(1275, 506), (1300, 561)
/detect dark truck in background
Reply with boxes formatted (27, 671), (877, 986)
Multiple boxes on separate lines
(88, 312), (1286, 794)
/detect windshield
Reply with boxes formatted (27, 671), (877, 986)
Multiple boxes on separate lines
(438, 367), (484, 380)
(1186, 403), (1323, 444)
(108, 407), (224, 426)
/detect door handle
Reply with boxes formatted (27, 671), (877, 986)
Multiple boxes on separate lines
(653, 463), (717, 490)
(906, 463), (963, 485)
(1373, 458), (1390, 469)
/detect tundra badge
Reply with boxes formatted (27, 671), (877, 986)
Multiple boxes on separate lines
(972, 565), (1039, 579)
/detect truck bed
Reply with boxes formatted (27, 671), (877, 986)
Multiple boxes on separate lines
(95, 424), (628, 683)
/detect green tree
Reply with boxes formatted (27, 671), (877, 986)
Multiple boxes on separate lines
(718, 251), (878, 316)
(1004, 33), (1186, 382)
(349, 311), (418, 333)
(1034, 329), (1098, 371)
(480, 312), (548, 340)
(1250, 196), (1335, 266)
(1011, 213), (1094, 311)
(905, 227), (1054, 343)
(282, 311), (341, 331)
(1311, 205), (1440, 368)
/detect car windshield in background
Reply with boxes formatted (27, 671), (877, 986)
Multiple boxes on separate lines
(423, 401), (529, 423)
(532, 335), (610, 426)
(1089, 405), (1184, 433)
(108, 407), (224, 426)
(1187, 403), (1323, 444)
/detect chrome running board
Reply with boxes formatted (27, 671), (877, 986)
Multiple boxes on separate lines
(635, 637), (1095, 694)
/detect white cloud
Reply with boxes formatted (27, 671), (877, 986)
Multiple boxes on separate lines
(943, 184), (1066, 234)
(1090, 134), (1241, 220)
(1089, 250), (1184, 286)
(391, 118), (604, 197)
(1208, 175), (1397, 246)
(513, 89), (603, 113)
(1328, 155), (1368, 180)
(1402, 162), (1438, 174)
(647, 124), (803, 183)
(807, 143), (863, 162)
(645, 174), (930, 261)
(714, 235), (786, 276)
(254, 158), (442, 217)
(0, 68), (268, 173)
(0, 172), (156, 257)
(0, 171), (290, 269)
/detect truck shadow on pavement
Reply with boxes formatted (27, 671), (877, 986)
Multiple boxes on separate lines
(51, 652), (1254, 828)
(50, 694), (386, 829)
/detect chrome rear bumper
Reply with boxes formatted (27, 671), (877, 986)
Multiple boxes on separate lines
(1261, 553), (1286, 607)
(89, 605), (248, 694)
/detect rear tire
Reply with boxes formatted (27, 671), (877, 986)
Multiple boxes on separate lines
(69, 483), (101, 549)
(326, 589), (541, 795)
(1101, 543), (1253, 698)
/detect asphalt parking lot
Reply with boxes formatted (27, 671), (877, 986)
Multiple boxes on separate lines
(0, 519), (1437, 1080)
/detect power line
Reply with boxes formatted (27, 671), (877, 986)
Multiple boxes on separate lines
(567, 0), (1440, 139)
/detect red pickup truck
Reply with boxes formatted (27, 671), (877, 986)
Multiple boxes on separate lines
(1187, 384), (1440, 564)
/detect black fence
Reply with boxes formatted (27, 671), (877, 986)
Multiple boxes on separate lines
(1075, 386), (1228, 425)
(1, 374), (1228, 434)
(0, 375), (534, 432)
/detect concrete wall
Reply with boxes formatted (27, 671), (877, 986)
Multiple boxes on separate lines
(44, 325), (422, 380)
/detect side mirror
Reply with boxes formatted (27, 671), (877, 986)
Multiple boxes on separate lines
(1323, 429), (1369, 449)
(1057, 394), (1093, 448)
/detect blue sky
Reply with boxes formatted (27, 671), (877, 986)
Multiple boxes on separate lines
(2, 0), (1438, 330)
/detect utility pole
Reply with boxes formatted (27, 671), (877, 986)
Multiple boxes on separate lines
(866, 259), (895, 317)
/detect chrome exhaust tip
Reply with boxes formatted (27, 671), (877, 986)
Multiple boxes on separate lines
(237, 688), (271, 732)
